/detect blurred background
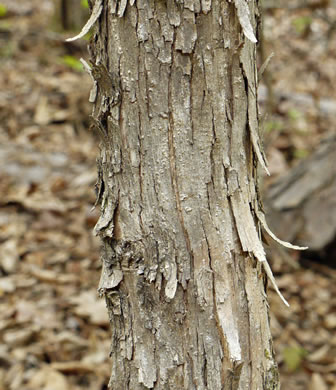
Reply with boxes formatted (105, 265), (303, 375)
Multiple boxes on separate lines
(0, 0), (335, 389)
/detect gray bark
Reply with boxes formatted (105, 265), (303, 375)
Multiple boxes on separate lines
(87, 1), (280, 389)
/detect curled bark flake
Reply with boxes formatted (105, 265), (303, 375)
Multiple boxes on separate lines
(167, 0), (181, 27)
(80, 57), (92, 74)
(230, 188), (267, 264)
(109, 0), (117, 14)
(99, 262), (123, 293)
(262, 261), (290, 307)
(175, 10), (198, 54)
(137, 345), (157, 389)
(201, 0), (212, 14)
(255, 207), (308, 251)
(250, 124), (270, 176)
(117, 0), (128, 17)
(89, 81), (98, 103)
(184, 0), (201, 13)
(80, 58), (98, 103)
(93, 195), (115, 236)
(91, 160), (104, 211)
(234, 0), (258, 43)
(164, 260), (178, 299)
(217, 299), (242, 361)
(240, 43), (270, 176)
(66, 0), (103, 42)
(229, 179), (289, 307)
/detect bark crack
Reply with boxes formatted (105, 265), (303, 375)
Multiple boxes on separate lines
(190, 53), (195, 145)
(168, 47), (193, 261)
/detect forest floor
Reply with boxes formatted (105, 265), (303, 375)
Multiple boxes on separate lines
(0, 1), (335, 389)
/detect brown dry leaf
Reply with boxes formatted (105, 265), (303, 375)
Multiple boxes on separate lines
(27, 366), (70, 390)
(83, 349), (109, 366)
(0, 1), (335, 389)
(306, 362), (336, 374)
(0, 345), (11, 369)
(309, 373), (328, 390)
(14, 300), (60, 329)
(34, 96), (52, 126)
(56, 331), (89, 348)
(18, 194), (68, 213)
(307, 344), (331, 363)
(3, 326), (39, 347)
(0, 277), (16, 294)
(72, 171), (97, 187)
(324, 313), (336, 329)
(5, 363), (25, 390)
(14, 300), (40, 323)
(69, 290), (109, 326)
(0, 239), (19, 273)
(31, 210), (65, 230)
(51, 361), (99, 374)
(28, 265), (78, 285)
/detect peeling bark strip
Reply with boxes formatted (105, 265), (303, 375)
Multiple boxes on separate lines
(87, 0), (281, 388)
(66, 0), (103, 42)
(234, 0), (258, 43)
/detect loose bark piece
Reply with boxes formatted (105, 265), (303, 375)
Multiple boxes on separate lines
(66, 0), (103, 42)
(234, 0), (258, 43)
(256, 207), (308, 251)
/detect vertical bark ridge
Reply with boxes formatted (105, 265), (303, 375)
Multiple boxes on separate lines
(168, 53), (193, 270)
(89, 1), (280, 388)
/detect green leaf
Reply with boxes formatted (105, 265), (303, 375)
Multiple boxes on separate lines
(61, 55), (83, 71)
(288, 109), (302, 121)
(0, 4), (8, 17)
(283, 346), (308, 372)
(293, 149), (309, 159)
(81, 0), (89, 9)
(83, 31), (92, 41)
(264, 120), (283, 133)
(292, 16), (312, 35)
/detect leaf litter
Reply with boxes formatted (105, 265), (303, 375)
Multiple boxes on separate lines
(0, 0), (335, 389)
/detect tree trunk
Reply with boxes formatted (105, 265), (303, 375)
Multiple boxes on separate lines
(88, 0), (280, 388)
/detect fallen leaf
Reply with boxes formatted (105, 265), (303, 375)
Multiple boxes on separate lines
(51, 361), (98, 374)
(27, 366), (69, 390)
(0, 277), (16, 294)
(3, 327), (39, 347)
(69, 290), (109, 326)
(0, 239), (19, 273)
(28, 265), (78, 285)
(307, 345), (331, 363)
(324, 313), (336, 329)
(309, 373), (328, 390)
(283, 345), (308, 372)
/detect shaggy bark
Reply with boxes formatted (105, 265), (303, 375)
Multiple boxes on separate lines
(85, 1), (280, 388)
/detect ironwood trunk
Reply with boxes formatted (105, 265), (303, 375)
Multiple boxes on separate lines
(89, 0), (280, 388)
